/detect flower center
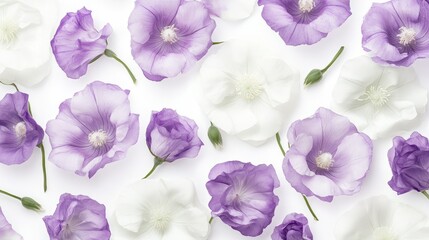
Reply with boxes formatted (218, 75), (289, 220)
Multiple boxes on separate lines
(234, 74), (263, 100)
(315, 152), (334, 170)
(360, 85), (391, 107)
(160, 25), (179, 44)
(298, 0), (315, 12)
(88, 129), (108, 148)
(372, 227), (397, 240)
(149, 207), (171, 233)
(14, 122), (27, 138)
(0, 17), (19, 45)
(397, 27), (416, 46)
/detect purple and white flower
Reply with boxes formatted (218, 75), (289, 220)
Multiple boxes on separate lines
(272, 213), (313, 240)
(46, 81), (139, 178)
(0, 208), (23, 240)
(201, 0), (257, 20)
(0, 92), (44, 165)
(258, 0), (351, 46)
(362, 0), (429, 66)
(43, 193), (111, 240)
(128, 0), (216, 81)
(283, 108), (373, 202)
(206, 161), (280, 236)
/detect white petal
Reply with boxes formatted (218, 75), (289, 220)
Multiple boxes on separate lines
(203, 0), (257, 21)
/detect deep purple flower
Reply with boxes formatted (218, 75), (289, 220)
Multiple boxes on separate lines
(0, 92), (44, 165)
(0, 207), (23, 239)
(272, 213), (313, 240)
(128, 0), (216, 81)
(206, 161), (280, 237)
(51, 7), (112, 79)
(146, 108), (203, 162)
(43, 193), (110, 240)
(362, 0), (429, 66)
(258, 0), (351, 46)
(46, 81), (139, 178)
(388, 132), (429, 194)
(283, 108), (373, 202)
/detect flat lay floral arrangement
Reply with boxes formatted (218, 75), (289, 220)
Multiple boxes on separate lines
(1, 0), (429, 239)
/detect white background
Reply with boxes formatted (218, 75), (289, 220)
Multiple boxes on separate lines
(1, 0), (429, 239)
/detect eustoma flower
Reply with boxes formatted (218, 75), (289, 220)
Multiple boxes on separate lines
(206, 161), (280, 236)
(362, 0), (429, 66)
(201, 0), (257, 20)
(283, 108), (373, 202)
(112, 178), (210, 240)
(388, 132), (429, 199)
(335, 196), (429, 240)
(128, 0), (216, 81)
(333, 56), (427, 139)
(0, 0), (56, 86)
(0, 208), (23, 239)
(46, 81), (139, 178)
(51, 8), (137, 83)
(199, 41), (299, 145)
(143, 108), (203, 178)
(258, 0), (351, 45)
(43, 193), (111, 240)
(272, 213), (313, 240)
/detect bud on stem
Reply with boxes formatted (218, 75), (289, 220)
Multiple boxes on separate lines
(208, 122), (223, 150)
(304, 46), (344, 86)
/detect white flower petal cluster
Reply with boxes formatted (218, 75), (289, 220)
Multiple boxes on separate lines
(202, 0), (257, 21)
(333, 56), (427, 139)
(199, 41), (299, 145)
(0, 0), (57, 86)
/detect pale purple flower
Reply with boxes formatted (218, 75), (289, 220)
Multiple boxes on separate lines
(272, 213), (313, 240)
(51, 7), (112, 79)
(43, 193), (110, 240)
(146, 108), (203, 162)
(388, 132), (429, 194)
(362, 0), (429, 67)
(0, 92), (44, 165)
(258, 0), (351, 46)
(283, 108), (373, 202)
(0, 208), (23, 240)
(206, 161), (280, 236)
(46, 81), (139, 178)
(128, 0), (216, 81)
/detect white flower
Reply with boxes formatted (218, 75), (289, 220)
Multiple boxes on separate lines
(332, 56), (427, 139)
(199, 41), (299, 145)
(201, 0), (257, 21)
(0, 0), (57, 87)
(0, 208), (23, 240)
(111, 178), (211, 240)
(335, 196), (429, 240)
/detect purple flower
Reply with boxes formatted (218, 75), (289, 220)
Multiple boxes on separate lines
(128, 0), (216, 81)
(0, 207), (23, 239)
(272, 213), (313, 240)
(258, 0), (351, 46)
(362, 0), (429, 67)
(146, 108), (203, 162)
(283, 108), (373, 202)
(206, 161), (280, 236)
(46, 81), (139, 178)
(0, 92), (44, 165)
(43, 193), (110, 240)
(51, 7), (112, 79)
(388, 132), (429, 194)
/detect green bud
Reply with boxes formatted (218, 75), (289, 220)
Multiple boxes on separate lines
(304, 69), (323, 86)
(21, 197), (43, 212)
(208, 124), (223, 150)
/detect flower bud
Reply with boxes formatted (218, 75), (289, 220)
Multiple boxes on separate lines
(208, 124), (223, 149)
(304, 69), (323, 86)
(21, 197), (43, 212)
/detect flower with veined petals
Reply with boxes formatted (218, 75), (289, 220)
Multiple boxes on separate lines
(199, 41), (299, 145)
(258, 0), (351, 46)
(332, 56), (427, 139)
(46, 81), (139, 178)
(362, 0), (429, 66)
(271, 213), (313, 240)
(201, 0), (257, 20)
(0, 208), (23, 240)
(112, 178), (210, 240)
(283, 108), (373, 202)
(335, 196), (429, 240)
(128, 0), (215, 81)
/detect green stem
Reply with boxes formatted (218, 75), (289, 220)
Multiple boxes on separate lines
(0, 189), (21, 201)
(302, 195), (319, 221)
(422, 190), (429, 200)
(212, 42), (223, 45)
(143, 157), (164, 179)
(209, 217), (214, 224)
(39, 143), (47, 192)
(276, 133), (286, 156)
(321, 46), (344, 73)
(104, 49), (137, 84)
